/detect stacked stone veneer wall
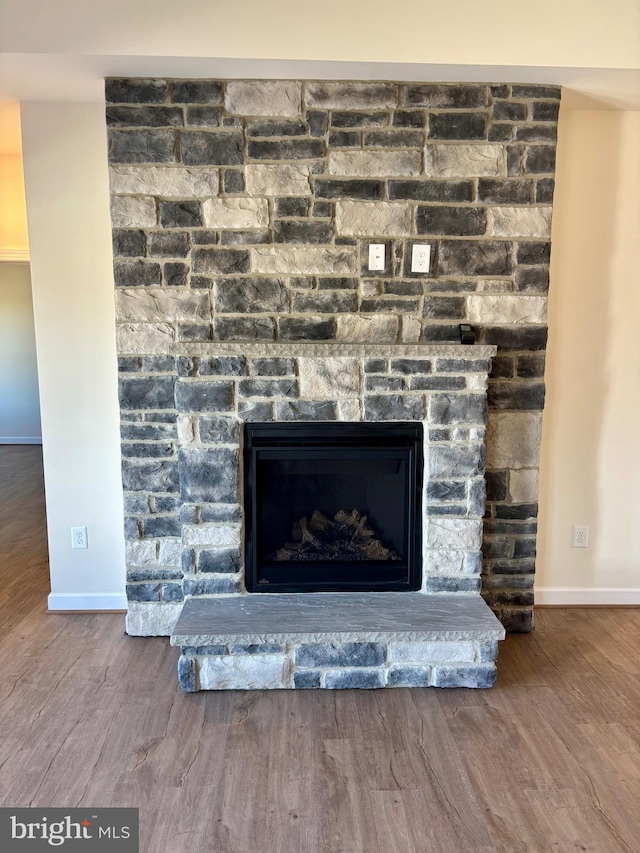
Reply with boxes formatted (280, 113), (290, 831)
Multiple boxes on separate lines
(107, 78), (560, 633)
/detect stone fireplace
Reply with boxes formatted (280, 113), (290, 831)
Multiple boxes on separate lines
(108, 76), (559, 688)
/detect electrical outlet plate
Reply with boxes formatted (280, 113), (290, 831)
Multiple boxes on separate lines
(411, 244), (431, 273)
(572, 525), (589, 548)
(368, 243), (385, 271)
(71, 526), (88, 549)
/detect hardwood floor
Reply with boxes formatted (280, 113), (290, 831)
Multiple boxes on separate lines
(1, 445), (640, 852)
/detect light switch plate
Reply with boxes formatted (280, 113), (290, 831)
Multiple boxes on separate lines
(368, 244), (385, 271)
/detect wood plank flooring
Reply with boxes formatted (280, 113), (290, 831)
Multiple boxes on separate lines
(1, 445), (640, 852)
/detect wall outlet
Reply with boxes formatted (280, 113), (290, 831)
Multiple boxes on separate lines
(411, 243), (431, 273)
(71, 526), (88, 549)
(572, 525), (589, 548)
(368, 243), (385, 271)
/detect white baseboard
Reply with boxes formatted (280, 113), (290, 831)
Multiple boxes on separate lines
(0, 437), (42, 445)
(535, 587), (640, 606)
(47, 592), (128, 611)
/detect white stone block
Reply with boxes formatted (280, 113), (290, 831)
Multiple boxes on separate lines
(182, 525), (241, 548)
(467, 374), (488, 391)
(115, 289), (211, 323)
(335, 314), (399, 343)
(329, 150), (421, 178)
(401, 316), (422, 343)
(125, 540), (157, 567)
(425, 550), (465, 574)
(424, 145), (506, 177)
(245, 164), (311, 196)
(251, 246), (357, 275)
(486, 412), (542, 469)
(109, 165), (219, 197)
(338, 400), (361, 421)
(203, 197), (269, 229)
(177, 415), (195, 446)
(298, 358), (361, 399)
(225, 81), (302, 116)
(387, 641), (476, 664)
(489, 206), (553, 238)
(426, 518), (483, 550)
(305, 82), (397, 109)
(335, 201), (412, 237)
(360, 280), (379, 297)
(509, 468), (540, 503)
(126, 602), (182, 637)
(110, 195), (156, 227)
(116, 323), (175, 354)
(198, 654), (291, 690)
(467, 294), (548, 325)
(158, 539), (183, 568)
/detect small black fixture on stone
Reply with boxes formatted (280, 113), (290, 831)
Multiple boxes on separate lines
(459, 324), (476, 345)
(243, 422), (423, 593)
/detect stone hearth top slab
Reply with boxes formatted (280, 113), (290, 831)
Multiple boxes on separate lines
(171, 593), (506, 647)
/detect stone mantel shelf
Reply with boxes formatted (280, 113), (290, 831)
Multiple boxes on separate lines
(171, 593), (506, 647)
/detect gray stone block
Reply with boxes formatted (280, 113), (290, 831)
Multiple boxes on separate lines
(427, 481), (466, 501)
(292, 292), (356, 313)
(278, 317), (336, 340)
(274, 197), (308, 217)
(423, 297), (466, 319)
(250, 358), (295, 376)
(294, 671), (322, 688)
(197, 548), (241, 574)
(328, 130), (360, 147)
(439, 241), (513, 276)
(124, 494), (150, 513)
(162, 583), (184, 602)
(409, 376), (466, 391)
(511, 85), (561, 99)
(147, 231), (189, 257)
(154, 497), (181, 513)
(488, 383), (545, 410)
(389, 358), (431, 374)
(416, 205), (487, 236)
(536, 178), (555, 203)
(478, 179), (534, 204)
(495, 502), (538, 520)
(365, 376), (405, 392)
(106, 105), (183, 127)
(120, 423), (177, 441)
(159, 201), (202, 228)
(119, 376), (176, 409)
(314, 179), (383, 200)
(178, 656), (196, 692)
(198, 414), (240, 443)
(142, 516), (182, 538)
(363, 394), (425, 421)
(122, 459), (180, 493)
(392, 110), (426, 128)
(492, 100), (527, 121)
(118, 357), (141, 373)
(514, 539), (537, 558)
(237, 401), (273, 421)
(324, 670), (385, 689)
(427, 576), (481, 593)
(500, 608), (533, 633)
(432, 666), (497, 688)
(531, 101), (560, 122)
(428, 393), (487, 425)
(192, 249), (250, 275)
(364, 130), (424, 147)
(388, 180), (473, 202)
(222, 169), (245, 193)
(331, 111), (388, 128)
(307, 110), (328, 136)
(199, 357), (247, 376)
(484, 326), (547, 350)
(181, 131), (244, 165)
(429, 445), (485, 478)
(227, 643), (284, 655)
(162, 262), (189, 287)
(214, 317), (275, 341)
(120, 442), (174, 458)
(113, 229), (145, 257)
(179, 447), (238, 503)
(488, 124), (514, 142)
(113, 260), (162, 287)
(108, 129), (176, 163)
(364, 358), (387, 373)
(515, 267), (550, 292)
(181, 645), (226, 655)
(312, 200), (332, 217)
(516, 354), (545, 378)
(274, 220), (333, 244)
(175, 380), (234, 412)
(238, 378), (297, 398)
(220, 230), (270, 245)
(428, 113), (487, 140)
(305, 82), (397, 110)
(247, 119), (307, 137)
(515, 125), (557, 143)
(403, 84), (488, 108)
(171, 80), (222, 103)
(126, 583), (161, 602)
(523, 146), (556, 174)
(214, 278), (288, 314)
(183, 576), (241, 595)
(247, 139), (325, 160)
(296, 642), (385, 668)
(387, 666), (430, 686)
(199, 505), (242, 523)
(274, 400), (337, 420)
(106, 78), (168, 103)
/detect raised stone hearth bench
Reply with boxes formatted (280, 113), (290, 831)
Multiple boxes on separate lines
(171, 593), (505, 690)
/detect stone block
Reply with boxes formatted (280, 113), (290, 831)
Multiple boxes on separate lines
(428, 113), (487, 140)
(393, 110), (427, 128)
(363, 394), (425, 421)
(178, 446), (238, 501)
(294, 672), (322, 689)
(113, 229), (146, 257)
(192, 248), (250, 275)
(121, 441), (174, 458)
(245, 164), (311, 196)
(278, 317), (336, 340)
(316, 179), (382, 201)
(515, 267), (550, 292)
(332, 111), (388, 128)
(108, 129), (177, 163)
(170, 80), (222, 103)
(198, 414), (240, 443)
(181, 132), (243, 166)
(296, 642), (385, 668)
(509, 469), (539, 503)
(424, 144), (506, 178)
(401, 316), (422, 344)
(516, 241), (551, 265)
(248, 139), (325, 160)
(488, 383), (545, 410)
(305, 82), (397, 110)
(182, 524), (241, 549)
(119, 376), (176, 409)
(214, 317), (275, 341)
(274, 220), (333, 244)
(416, 205), (487, 236)
(177, 414), (195, 445)
(225, 81), (302, 116)
(274, 197), (309, 216)
(115, 289), (210, 323)
(175, 380), (234, 412)
(238, 378), (297, 398)
(117, 323), (175, 353)
(199, 505), (242, 523)
(432, 666), (497, 688)
(214, 278), (288, 313)
(536, 179), (555, 203)
(492, 101), (527, 121)
(387, 641), (475, 663)
(324, 670), (385, 689)
(198, 654), (290, 690)
(121, 459), (180, 493)
(110, 195), (157, 227)
(389, 180), (473, 202)
(223, 169), (245, 193)
(125, 601), (182, 636)
(203, 197), (269, 229)
(329, 150), (421, 177)
(298, 358), (360, 398)
(500, 609), (534, 633)
(489, 206), (552, 238)
(147, 231), (189, 258)
(409, 376), (466, 391)
(364, 130), (424, 147)
(251, 246), (357, 275)
(438, 241), (513, 276)
(335, 200), (412, 236)
(477, 179), (534, 204)
(423, 297), (466, 319)
(467, 294), (547, 324)
(486, 412), (542, 469)
(292, 292), (356, 313)
(428, 394), (487, 426)
(275, 401), (338, 421)
(159, 200), (202, 228)
(199, 356), (248, 376)
(495, 502), (538, 520)
(250, 358), (295, 376)
(178, 656), (196, 692)
(402, 84), (488, 108)
(429, 445), (484, 478)
(365, 376), (405, 392)
(113, 260), (162, 287)
(426, 518), (483, 550)
(158, 539), (183, 567)
(106, 78), (168, 103)
(106, 106), (183, 127)
(523, 146), (556, 174)
(515, 125), (557, 143)
(142, 516), (182, 538)
(125, 539), (157, 567)
(329, 130), (360, 148)
(338, 400), (361, 421)
(246, 119), (307, 137)
(517, 355), (546, 381)
(426, 576), (481, 593)
(197, 549), (241, 574)
(238, 401), (273, 420)
(220, 230), (270, 246)
(387, 666), (430, 686)
(484, 326), (548, 350)
(184, 106), (221, 127)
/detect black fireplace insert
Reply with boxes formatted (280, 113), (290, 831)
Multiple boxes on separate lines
(243, 422), (423, 593)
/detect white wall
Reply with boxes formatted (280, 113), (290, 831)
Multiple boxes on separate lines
(0, 262), (42, 442)
(537, 110), (640, 603)
(20, 102), (127, 610)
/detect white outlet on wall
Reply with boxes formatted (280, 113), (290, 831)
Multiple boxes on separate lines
(411, 244), (431, 273)
(572, 525), (589, 548)
(71, 526), (88, 549)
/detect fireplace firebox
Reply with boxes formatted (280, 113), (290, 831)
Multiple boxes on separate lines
(243, 422), (423, 593)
